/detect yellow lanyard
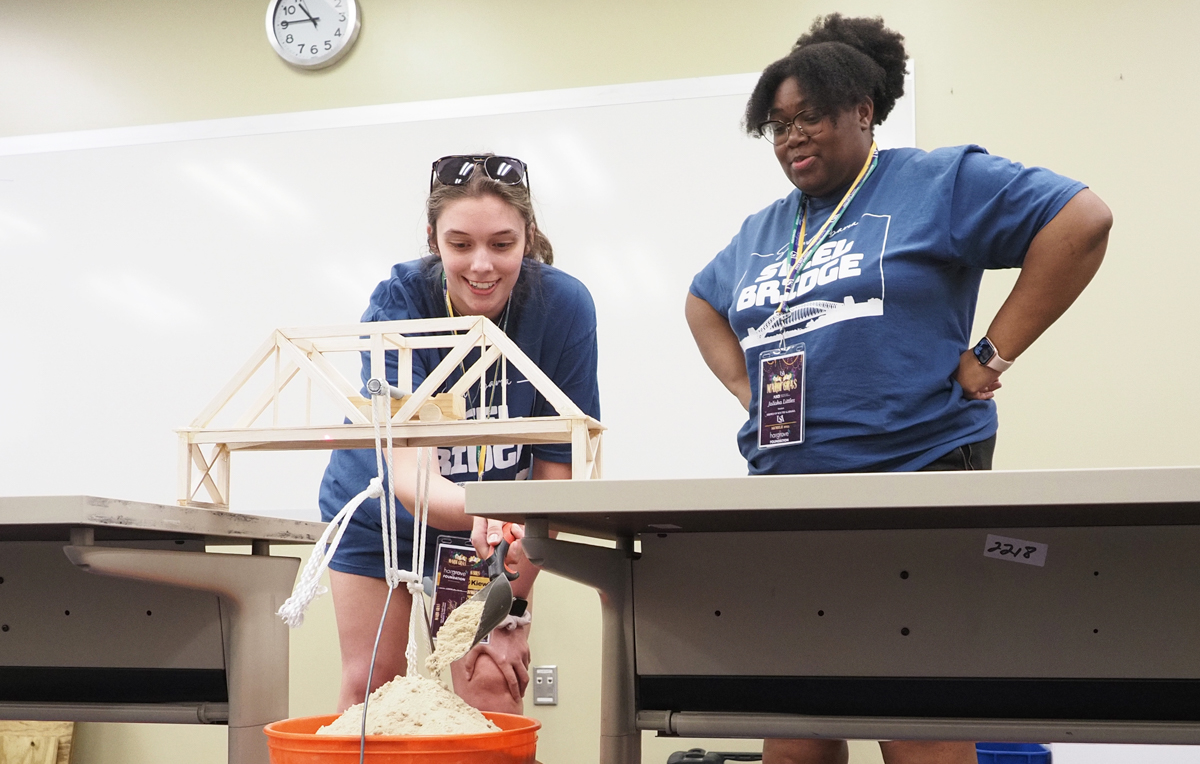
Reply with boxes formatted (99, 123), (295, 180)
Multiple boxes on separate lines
(777, 142), (879, 313)
(442, 274), (509, 480)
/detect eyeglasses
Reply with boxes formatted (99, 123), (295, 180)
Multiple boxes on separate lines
(757, 110), (826, 145)
(430, 155), (529, 191)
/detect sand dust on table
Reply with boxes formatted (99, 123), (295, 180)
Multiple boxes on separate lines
(425, 598), (486, 676)
(317, 674), (499, 736)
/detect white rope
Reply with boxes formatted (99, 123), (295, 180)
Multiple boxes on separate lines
(404, 446), (434, 676)
(276, 476), (383, 628)
(278, 376), (434, 633)
(373, 391), (401, 591)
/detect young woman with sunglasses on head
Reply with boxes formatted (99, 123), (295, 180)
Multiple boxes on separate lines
(686, 15), (1111, 764)
(318, 154), (600, 715)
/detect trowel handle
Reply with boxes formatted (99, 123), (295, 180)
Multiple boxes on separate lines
(486, 522), (520, 581)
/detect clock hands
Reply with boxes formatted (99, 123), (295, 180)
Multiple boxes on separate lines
(279, 2), (320, 29)
(280, 16), (319, 28)
(297, 1), (320, 28)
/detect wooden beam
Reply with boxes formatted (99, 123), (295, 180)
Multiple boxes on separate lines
(176, 433), (192, 506)
(479, 322), (585, 418)
(190, 333), (276, 428)
(189, 444), (227, 506)
(276, 335), (369, 425)
(447, 344), (503, 398)
(391, 321), (484, 424)
(279, 316), (479, 340)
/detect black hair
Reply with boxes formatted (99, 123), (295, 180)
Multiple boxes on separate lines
(744, 14), (907, 135)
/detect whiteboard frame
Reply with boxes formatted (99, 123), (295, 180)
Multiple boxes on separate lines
(0, 67), (915, 157)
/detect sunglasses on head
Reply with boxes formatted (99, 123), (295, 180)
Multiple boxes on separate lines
(430, 155), (529, 191)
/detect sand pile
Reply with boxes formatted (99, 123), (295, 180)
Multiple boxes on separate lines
(425, 598), (485, 676)
(317, 674), (499, 736)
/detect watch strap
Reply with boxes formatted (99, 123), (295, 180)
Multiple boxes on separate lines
(982, 337), (1013, 373)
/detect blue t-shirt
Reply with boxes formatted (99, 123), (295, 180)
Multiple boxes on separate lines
(690, 145), (1084, 474)
(318, 258), (600, 577)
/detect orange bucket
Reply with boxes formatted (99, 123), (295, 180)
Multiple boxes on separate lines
(264, 712), (540, 764)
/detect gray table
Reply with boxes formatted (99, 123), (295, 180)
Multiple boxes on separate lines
(0, 495), (325, 764)
(467, 466), (1200, 764)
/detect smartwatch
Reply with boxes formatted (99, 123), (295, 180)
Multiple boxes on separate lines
(972, 336), (1013, 372)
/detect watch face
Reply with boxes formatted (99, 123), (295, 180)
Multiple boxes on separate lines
(267, 0), (360, 69)
(974, 338), (995, 366)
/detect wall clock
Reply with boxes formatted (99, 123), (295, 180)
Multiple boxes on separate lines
(266, 0), (361, 70)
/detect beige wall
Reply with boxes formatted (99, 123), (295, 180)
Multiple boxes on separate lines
(8, 0), (1198, 762)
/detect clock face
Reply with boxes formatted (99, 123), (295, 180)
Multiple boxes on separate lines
(267, 0), (360, 69)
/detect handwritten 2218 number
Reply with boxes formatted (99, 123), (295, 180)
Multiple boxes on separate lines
(987, 541), (1038, 559)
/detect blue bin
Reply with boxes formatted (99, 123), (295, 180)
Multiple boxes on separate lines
(976, 742), (1051, 763)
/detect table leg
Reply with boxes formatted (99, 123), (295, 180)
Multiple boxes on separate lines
(523, 529), (639, 764)
(63, 546), (300, 764)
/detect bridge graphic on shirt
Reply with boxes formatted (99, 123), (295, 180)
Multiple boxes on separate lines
(741, 295), (884, 350)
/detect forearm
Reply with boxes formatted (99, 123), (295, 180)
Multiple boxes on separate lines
(685, 293), (751, 410)
(390, 447), (472, 531)
(985, 189), (1111, 360)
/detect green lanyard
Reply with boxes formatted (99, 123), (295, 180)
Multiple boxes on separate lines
(777, 143), (879, 314)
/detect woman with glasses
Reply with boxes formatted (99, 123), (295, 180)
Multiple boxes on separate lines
(318, 154), (600, 715)
(686, 14), (1111, 764)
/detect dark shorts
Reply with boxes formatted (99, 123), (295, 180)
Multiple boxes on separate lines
(321, 496), (467, 580)
(919, 434), (996, 471)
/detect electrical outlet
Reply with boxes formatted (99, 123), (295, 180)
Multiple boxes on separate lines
(532, 665), (558, 705)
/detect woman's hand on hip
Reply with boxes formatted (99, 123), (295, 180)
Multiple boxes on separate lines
(954, 349), (1003, 400)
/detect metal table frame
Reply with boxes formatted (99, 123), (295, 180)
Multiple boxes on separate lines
(0, 496), (324, 764)
(468, 466), (1200, 764)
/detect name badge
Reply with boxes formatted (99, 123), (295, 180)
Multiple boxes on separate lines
(758, 343), (806, 449)
(431, 535), (491, 643)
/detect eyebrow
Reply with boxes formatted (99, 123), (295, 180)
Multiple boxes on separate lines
(442, 228), (520, 236)
(769, 104), (816, 118)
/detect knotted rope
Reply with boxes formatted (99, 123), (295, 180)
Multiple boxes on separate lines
(277, 377), (435, 660)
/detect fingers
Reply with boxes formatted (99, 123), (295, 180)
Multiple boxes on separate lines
(512, 637), (531, 695)
(458, 641), (522, 703)
(512, 653), (530, 696)
(965, 378), (1003, 400)
(459, 639), (481, 680)
(485, 519), (506, 549)
(471, 520), (528, 566)
(954, 350), (1006, 400)
(495, 653), (523, 703)
(470, 516), (490, 559)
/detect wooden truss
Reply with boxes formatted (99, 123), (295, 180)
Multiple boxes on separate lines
(178, 317), (604, 509)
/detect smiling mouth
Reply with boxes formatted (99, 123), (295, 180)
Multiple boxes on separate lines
(466, 278), (499, 291)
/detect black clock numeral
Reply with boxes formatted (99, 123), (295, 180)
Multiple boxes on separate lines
(339, 12), (346, 21)
(285, 33), (294, 43)
(282, 4), (296, 14)
(324, 40), (332, 50)
(334, 0), (342, 6)
(297, 43), (305, 53)
(280, 19), (289, 29)
(310, 44), (319, 54)
(334, 27), (342, 36)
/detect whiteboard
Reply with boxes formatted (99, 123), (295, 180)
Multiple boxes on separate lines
(0, 72), (915, 519)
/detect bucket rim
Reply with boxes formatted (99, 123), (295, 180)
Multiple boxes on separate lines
(264, 711), (541, 742)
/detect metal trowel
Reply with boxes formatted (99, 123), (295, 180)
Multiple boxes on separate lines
(468, 522), (520, 649)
